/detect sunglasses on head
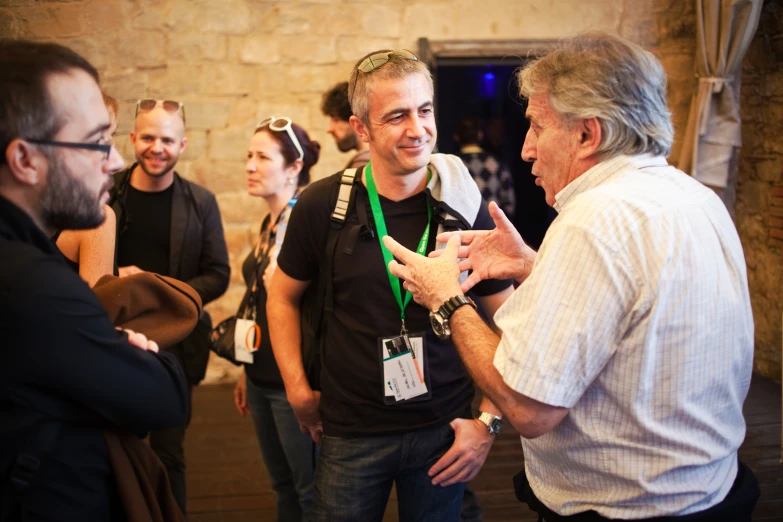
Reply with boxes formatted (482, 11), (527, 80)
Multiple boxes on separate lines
(351, 49), (419, 107)
(135, 99), (186, 124)
(257, 116), (304, 161)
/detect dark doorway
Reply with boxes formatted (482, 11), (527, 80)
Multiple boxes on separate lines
(434, 61), (555, 249)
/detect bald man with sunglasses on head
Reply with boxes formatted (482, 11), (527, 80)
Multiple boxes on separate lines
(267, 49), (513, 522)
(110, 99), (230, 514)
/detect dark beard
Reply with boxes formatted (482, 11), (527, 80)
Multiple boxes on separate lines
(40, 153), (106, 230)
(336, 131), (359, 153)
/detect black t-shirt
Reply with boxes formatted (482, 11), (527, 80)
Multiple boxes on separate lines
(277, 170), (511, 437)
(117, 184), (173, 276)
(242, 215), (284, 388)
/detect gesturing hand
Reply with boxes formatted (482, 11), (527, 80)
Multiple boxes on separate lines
(431, 202), (536, 292)
(382, 234), (464, 312)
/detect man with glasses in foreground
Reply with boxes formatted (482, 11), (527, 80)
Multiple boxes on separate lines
(0, 39), (190, 520)
(267, 49), (513, 522)
(110, 97), (230, 513)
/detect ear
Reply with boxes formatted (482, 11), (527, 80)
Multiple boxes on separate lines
(286, 158), (304, 178)
(349, 115), (371, 144)
(576, 117), (601, 159)
(179, 136), (188, 154)
(129, 131), (137, 145)
(4, 139), (48, 186)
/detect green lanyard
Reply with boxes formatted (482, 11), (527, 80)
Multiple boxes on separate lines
(365, 161), (432, 326)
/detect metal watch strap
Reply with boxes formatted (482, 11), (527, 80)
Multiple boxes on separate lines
(439, 295), (475, 320)
(476, 411), (503, 435)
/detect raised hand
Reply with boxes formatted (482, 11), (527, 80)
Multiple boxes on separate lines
(383, 234), (464, 312)
(432, 202), (536, 292)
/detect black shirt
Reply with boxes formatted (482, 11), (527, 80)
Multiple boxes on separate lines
(242, 215), (284, 388)
(277, 171), (511, 437)
(117, 184), (173, 276)
(0, 195), (189, 521)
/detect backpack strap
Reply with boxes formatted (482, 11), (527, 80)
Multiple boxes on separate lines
(300, 168), (361, 390)
(324, 168), (361, 314)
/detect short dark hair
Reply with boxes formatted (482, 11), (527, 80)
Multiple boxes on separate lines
(0, 39), (99, 165)
(455, 117), (481, 145)
(257, 122), (321, 186)
(320, 82), (352, 122)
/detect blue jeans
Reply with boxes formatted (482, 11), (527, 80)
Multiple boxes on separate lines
(246, 379), (315, 522)
(308, 423), (465, 522)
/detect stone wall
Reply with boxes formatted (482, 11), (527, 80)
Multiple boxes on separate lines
(737, 0), (783, 382)
(0, 0), (698, 382)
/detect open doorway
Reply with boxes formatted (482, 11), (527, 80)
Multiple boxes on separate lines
(421, 39), (556, 249)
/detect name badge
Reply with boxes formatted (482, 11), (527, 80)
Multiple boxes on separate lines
(234, 318), (260, 364)
(381, 334), (427, 401)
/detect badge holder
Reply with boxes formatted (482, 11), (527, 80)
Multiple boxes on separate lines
(378, 330), (431, 405)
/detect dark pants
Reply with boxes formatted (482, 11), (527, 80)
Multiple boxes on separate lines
(150, 386), (193, 515)
(308, 423), (465, 522)
(461, 486), (483, 522)
(246, 379), (315, 522)
(513, 459), (760, 522)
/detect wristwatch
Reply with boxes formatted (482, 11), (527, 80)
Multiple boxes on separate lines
(476, 411), (504, 436)
(429, 294), (476, 340)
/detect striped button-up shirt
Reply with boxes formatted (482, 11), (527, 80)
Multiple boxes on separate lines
(493, 155), (754, 518)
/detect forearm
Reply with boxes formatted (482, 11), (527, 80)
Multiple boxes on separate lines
(450, 306), (563, 438)
(267, 296), (310, 396)
(186, 267), (230, 305)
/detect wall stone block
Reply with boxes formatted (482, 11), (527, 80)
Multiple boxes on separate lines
(360, 5), (402, 38)
(102, 71), (150, 104)
(279, 34), (337, 64)
(203, 64), (259, 96)
(18, 4), (83, 38)
(233, 35), (281, 65)
(180, 131), (207, 162)
(79, 0), (130, 34)
(209, 125), (255, 161)
(132, 1), (195, 32)
(192, 0), (252, 35)
(0, 8), (17, 35)
(336, 36), (399, 63)
(191, 158), (248, 194)
(217, 191), (262, 224)
(147, 65), (203, 97)
(110, 31), (168, 70)
(168, 33), (227, 62)
(186, 99), (233, 131)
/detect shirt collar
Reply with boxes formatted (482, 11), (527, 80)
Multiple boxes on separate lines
(553, 154), (668, 213)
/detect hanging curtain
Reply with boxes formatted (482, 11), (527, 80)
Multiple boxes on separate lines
(678, 0), (763, 189)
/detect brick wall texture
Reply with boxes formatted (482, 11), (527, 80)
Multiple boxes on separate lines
(736, 0), (783, 383)
(8, 0), (760, 383)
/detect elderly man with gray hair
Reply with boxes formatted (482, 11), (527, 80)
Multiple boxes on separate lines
(382, 32), (759, 521)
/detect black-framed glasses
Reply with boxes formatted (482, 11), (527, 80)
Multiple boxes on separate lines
(135, 99), (186, 123)
(350, 49), (419, 107)
(257, 116), (304, 160)
(25, 138), (112, 162)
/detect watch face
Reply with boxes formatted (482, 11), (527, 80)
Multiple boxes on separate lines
(429, 311), (449, 340)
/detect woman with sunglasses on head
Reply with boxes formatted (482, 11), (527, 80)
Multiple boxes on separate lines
(56, 92), (123, 286)
(233, 117), (320, 522)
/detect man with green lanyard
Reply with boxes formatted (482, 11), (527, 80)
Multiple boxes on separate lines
(267, 49), (513, 522)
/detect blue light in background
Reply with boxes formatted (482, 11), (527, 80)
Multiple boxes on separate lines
(480, 69), (496, 98)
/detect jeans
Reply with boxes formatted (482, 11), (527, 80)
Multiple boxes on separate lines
(308, 423), (465, 522)
(246, 379), (315, 522)
(149, 385), (192, 515)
